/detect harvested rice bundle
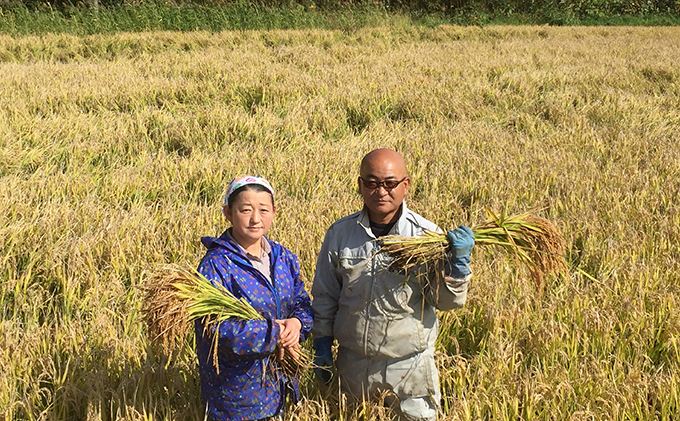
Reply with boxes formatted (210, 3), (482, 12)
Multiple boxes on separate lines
(141, 268), (192, 358)
(142, 265), (312, 376)
(377, 208), (568, 288)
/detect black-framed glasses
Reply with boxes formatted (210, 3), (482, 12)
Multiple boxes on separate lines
(360, 176), (408, 190)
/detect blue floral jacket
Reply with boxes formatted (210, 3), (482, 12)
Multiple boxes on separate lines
(195, 231), (313, 421)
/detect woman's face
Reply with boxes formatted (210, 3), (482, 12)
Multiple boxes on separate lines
(224, 190), (276, 247)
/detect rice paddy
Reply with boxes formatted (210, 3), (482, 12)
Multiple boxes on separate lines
(1, 25), (679, 420)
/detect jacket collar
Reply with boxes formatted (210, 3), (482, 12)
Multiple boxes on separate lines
(201, 230), (278, 262)
(224, 230), (272, 260)
(358, 202), (413, 239)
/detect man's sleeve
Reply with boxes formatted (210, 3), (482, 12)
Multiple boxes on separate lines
(311, 226), (341, 338)
(423, 226), (470, 311)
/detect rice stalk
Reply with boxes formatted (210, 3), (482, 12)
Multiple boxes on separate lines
(141, 264), (312, 376)
(141, 268), (193, 359)
(377, 207), (569, 289)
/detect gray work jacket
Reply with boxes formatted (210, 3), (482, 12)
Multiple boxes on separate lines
(312, 203), (470, 359)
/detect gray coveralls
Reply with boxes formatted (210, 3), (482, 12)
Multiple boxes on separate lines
(311, 204), (470, 421)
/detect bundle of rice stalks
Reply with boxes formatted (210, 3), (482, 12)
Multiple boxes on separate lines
(141, 268), (193, 358)
(142, 265), (312, 376)
(377, 208), (568, 289)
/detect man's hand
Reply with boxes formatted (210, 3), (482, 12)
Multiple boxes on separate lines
(313, 336), (335, 384)
(446, 225), (475, 278)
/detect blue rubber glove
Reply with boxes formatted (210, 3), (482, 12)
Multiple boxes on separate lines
(313, 336), (335, 384)
(446, 225), (475, 278)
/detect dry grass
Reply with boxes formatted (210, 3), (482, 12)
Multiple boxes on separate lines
(0, 25), (679, 420)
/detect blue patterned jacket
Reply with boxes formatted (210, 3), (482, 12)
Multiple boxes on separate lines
(195, 231), (313, 421)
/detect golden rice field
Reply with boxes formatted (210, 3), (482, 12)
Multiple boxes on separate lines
(1, 25), (679, 420)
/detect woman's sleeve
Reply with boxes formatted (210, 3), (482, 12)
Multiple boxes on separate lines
(213, 318), (279, 357)
(197, 253), (280, 357)
(287, 254), (314, 342)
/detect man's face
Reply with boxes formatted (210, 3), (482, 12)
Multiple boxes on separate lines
(358, 159), (410, 224)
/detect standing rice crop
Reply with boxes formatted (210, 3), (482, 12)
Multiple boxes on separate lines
(377, 208), (569, 289)
(142, 265), (312, 376)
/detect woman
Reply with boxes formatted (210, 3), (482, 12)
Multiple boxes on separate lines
(195, 176), (313, 421)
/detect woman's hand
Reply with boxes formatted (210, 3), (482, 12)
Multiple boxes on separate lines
(275, 318), (302, 360)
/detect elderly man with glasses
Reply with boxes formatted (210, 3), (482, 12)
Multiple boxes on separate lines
(311, 148), (475, 421)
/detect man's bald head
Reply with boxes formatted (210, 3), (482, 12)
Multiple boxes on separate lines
(358, 149), (410, 224)
(360, 149), (409, 178)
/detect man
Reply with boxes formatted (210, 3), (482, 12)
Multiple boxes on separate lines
(311, 148), (474, 421)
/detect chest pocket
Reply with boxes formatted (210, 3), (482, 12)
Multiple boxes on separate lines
(337, 255), (370, 300)
(373, 271), (417, 320)
(336, 240), (377, 304)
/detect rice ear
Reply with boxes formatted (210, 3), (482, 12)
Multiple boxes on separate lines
(377, 209), (570, 290)
(141, 263), (313, 376)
